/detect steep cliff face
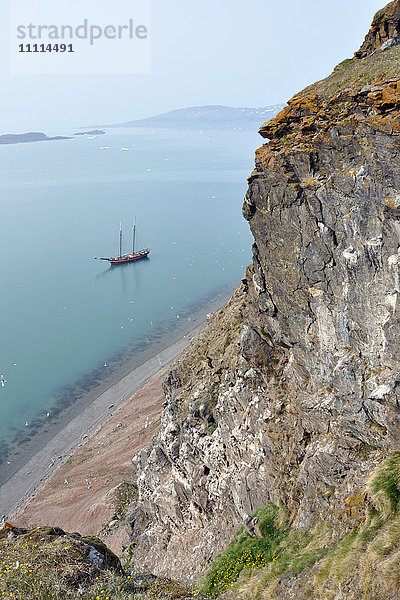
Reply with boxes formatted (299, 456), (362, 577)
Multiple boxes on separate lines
(127, 4), (400, 597)
(356, 0), (400, 57)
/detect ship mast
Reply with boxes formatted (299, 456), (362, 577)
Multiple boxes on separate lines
(132, 217), (136, 253)
(119, 222), (122, 258)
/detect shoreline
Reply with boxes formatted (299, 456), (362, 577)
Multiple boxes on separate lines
(0, 284), (234, 517)
(0, 323), (202, 518)
(10, 368), (168, 548)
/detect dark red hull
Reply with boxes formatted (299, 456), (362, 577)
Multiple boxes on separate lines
(109, 249), (150, 265)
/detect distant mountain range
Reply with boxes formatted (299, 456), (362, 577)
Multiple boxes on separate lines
(112, 104), (285, 129)
(0, 105), (285, 146)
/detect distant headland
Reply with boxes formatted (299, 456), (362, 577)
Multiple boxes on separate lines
(0, 132), (71, 145)
(73, 129), (105, 136)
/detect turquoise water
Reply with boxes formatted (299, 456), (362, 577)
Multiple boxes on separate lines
(0, 126), (257, 459)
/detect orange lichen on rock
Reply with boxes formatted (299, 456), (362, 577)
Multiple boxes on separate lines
(254, 76), (400, 168)
(367, 79), (400, 110)
(356, 0), (400, 58)
(259, 94), (321, 140)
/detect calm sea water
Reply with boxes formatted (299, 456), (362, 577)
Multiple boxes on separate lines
(0, 126), (258, 462)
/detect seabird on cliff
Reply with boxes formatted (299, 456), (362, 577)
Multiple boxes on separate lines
(356, 165), (366, 180)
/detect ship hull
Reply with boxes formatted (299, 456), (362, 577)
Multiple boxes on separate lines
(109, 249), (150, 265)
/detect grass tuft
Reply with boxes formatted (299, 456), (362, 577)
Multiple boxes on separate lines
(334, 57), (354, 70)
(368, 452), (400, 515)
(0, 526), (192, 599)
(300, 44), (400, 100)
(113, 480), (139, 520)
(313, 453), (400, 599)
(201, 454), (400, 599)
(199, 503), (328, 597)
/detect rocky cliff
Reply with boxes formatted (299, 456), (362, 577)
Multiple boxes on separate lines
(126, 3), (400, 598)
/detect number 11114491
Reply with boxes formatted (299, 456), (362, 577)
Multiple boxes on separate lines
(19, 44), (74, 52)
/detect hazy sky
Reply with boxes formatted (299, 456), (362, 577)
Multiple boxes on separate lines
(0, 0), (385, 132)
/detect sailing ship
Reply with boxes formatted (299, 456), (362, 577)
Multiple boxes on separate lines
(94, 220), (150, 265)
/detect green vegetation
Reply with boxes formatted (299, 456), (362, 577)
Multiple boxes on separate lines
(0, 527), (121, 599)
(207, 422), (218, 436)
(0, 526), (191, 599)
(315, 513), (382, 589)
(223, 332), (231, 353)
(369, 452), (400, 514)
(312, 454), (400, 598)
(163, 532), (172, 551)
(146, 578), (190, 599)
(200, 503), (328, 597)
(113, 481), (139, 521)
(300, 44), (400, 99)
(201, 454), (400, 599)
(65, 452), (91, 467)
(334, 57), (353, 70)
(210, 382), (220, 408)
(311, 454), (400, 599)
